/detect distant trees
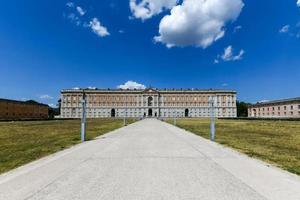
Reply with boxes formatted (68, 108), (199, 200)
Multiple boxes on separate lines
(57, 99), (61, 113)
(237, 101), (249, 117)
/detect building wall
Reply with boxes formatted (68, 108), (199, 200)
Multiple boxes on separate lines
(60, 89), (237, 118)
(248, 101), (300, 118)
(0, 99), (49, 120)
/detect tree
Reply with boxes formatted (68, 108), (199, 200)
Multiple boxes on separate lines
(237, 101), (249, 117)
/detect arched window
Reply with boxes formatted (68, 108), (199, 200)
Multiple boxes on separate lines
(148, 96), (153, 107)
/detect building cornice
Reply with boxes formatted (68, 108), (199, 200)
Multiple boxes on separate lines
(61, 88), (237, 94)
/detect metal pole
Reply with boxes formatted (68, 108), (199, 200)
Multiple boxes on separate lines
(174, 111), (177, 126)
(81, 90), (86, 142)
(123, 108), (126, 126)
(123, 96), (127, 126)
(210, 96), (215, 141)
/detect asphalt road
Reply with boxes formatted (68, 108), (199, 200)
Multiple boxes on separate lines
(0, 119), (299, 200)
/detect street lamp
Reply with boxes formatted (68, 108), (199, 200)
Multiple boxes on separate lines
(81, 90), (87, 142)
(123, 96), (127, 126)
(209, 96), (216, 141)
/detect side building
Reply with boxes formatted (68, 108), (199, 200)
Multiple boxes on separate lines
(60, 88), (237, 118)
(0, 99), (49, 120)
(248, 97), (300, 118)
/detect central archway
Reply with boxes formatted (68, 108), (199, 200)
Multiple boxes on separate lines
(148, 108), (153, 117)
(185, 109), (189, 117)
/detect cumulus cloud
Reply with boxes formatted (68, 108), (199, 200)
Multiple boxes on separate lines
(76, 6), (86, 16)
(40, 95), (54, 100)
(279, 25), (290, 33)
(215, 45), (244, 63)
(118, 81), (146, 90)
(89, 18), (110, 37)
(154, 0), (244, 48)
(297, 0), (300, 7)
(130, 0), (178, 20)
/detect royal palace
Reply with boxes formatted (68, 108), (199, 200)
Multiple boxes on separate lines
(60, 88), (237, 118)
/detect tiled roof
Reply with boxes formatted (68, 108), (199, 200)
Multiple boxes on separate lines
(250, 97), (300, 107)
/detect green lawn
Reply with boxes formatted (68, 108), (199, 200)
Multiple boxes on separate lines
(0, 119), (136, 174)
(168, 118), (300, 175)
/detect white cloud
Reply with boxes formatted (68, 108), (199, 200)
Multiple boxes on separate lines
(87, 86), (97, 90)
(154, 0), (244, 48)
(40, 95), (54, 100)
(130, 0), (178, 20)
(67, 13), (81, 26)
(118, 81), (146, 90)
(214, 45), (244, 63)
(119, 30), (125, 34)
(279, 25), (290, 33)
(234, 25), (242, 33)
(258, 100), (269, 103)
(48, 103), (57, 108)
(76, 6), (86, 16)
(89, 18), (110, 37)
(221, 46), (245, 61)
(297, 0), (300, 7)
(66, 2), (74, 8)
(222, 83), (229, 87)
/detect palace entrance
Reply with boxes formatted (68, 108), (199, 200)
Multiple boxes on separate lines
(185, 109), (189, 117)
(148, 108), (153, 117)
(111, 109), (116, 118)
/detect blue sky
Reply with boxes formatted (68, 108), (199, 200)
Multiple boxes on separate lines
(0, 0), (300, 107)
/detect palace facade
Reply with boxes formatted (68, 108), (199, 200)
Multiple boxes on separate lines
(0, 99), (49, 120)
(248, 97), (300, 118)
(60, 88), (237, 118)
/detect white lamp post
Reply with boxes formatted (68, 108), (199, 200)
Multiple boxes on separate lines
(209, 96), (216, 141)
(81, 90), (87, 142)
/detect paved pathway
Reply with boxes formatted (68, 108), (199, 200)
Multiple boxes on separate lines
(0, 119), (300, 200)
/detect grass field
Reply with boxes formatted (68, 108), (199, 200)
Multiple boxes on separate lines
(0, 119), (135, 174)
(168, 118), (300, 175)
